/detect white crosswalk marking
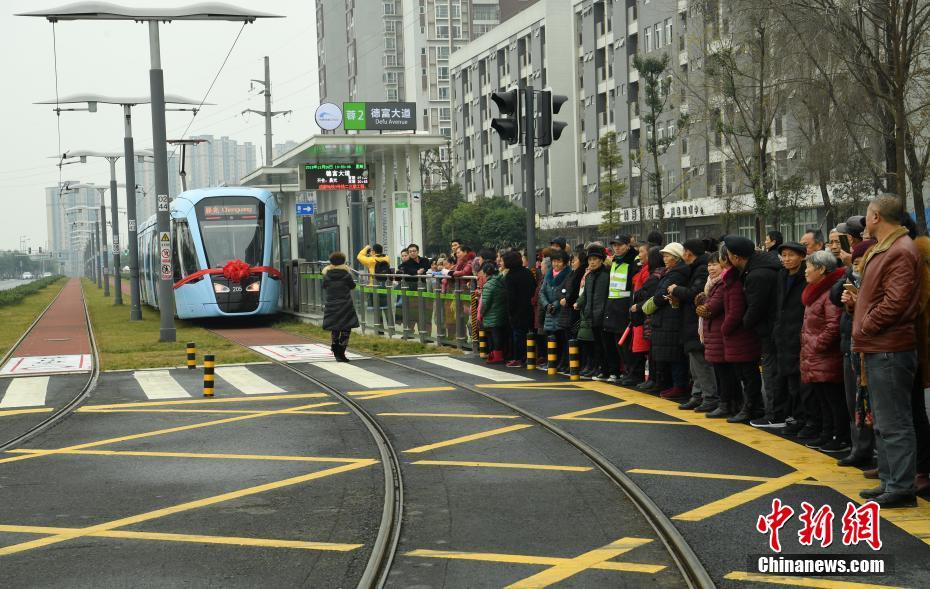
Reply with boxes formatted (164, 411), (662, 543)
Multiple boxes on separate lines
(419, 356), (531, 382)
(0, 376), (49, 408)
(214, 366), (286, 395)
(133, 371), (191, 400)
(311, 362), (406, 389)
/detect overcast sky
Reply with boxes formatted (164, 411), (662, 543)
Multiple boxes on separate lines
(0, 0), (319, 251)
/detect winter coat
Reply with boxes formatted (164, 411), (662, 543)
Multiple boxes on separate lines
(630, 264), (652, 353)
(576, 264), (610, 341)
(702, 275), (726, 364)
(721, 267), (761, 363)
(741, 250), (782, 353)
(829, 266), (856, 355)
(480, 273), (507, 328)
(800, 268), (846, 384)
(505, 266), (536, 331)
(559, 267), (583, 331)
(322, 265), (360, 332)
(356, 247), (390, 286)
(649, 260), (691, 363)
(602, 248), (640, 333)
(398, 256), (431, 288)
(538, 268), (569, 332)
(671, 253), (709, 354)
(772, 267), (807, 375)
(632, 266), (665, 349)
(915, 236), (930, 387)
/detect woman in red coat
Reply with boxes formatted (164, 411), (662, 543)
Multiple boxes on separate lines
(719, 244), (763, 423)
(697, 250), (734, 417)
(800, 250), (849, 452)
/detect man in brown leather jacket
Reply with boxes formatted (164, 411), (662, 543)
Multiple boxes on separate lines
(844, 194), (922, 508)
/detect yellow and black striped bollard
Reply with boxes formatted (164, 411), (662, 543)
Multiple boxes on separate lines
(478, 329), (488, 359)
(547, 335), (558, 376)
(526, 331), (536, 371)
(569, 339), (580, 381)
(186, 342), (196, 369)
(203, 354), (215, 397)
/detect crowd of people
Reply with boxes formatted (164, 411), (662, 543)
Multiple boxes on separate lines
(321, 194), (930, 509)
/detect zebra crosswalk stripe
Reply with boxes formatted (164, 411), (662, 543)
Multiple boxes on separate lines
(214, 366), (286, 395)
(418, 356), (531, 382)
(310, 362), (406, 389)
(0, 376), (50, 408)
(133, 371), (191, 400)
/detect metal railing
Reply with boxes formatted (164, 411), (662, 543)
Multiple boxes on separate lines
(297, 261), (478, 351)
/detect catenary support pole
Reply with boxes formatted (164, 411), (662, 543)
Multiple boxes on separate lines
(108, 158), (123, 305)
(99, 194), (110, 297)
(123, 105), (142, 320)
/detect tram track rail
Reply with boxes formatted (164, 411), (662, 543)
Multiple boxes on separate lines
(0, 281), (100, 451)
(214, 322), (713, 589)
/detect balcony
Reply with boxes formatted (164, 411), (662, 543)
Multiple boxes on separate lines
(628, 20), (637, 36)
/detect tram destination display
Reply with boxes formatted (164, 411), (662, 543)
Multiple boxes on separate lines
(305, 163), (370, 191)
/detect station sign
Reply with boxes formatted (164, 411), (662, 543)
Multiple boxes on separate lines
(343, 101), (416, 131)
(305, 163), (369, 191)
(314, 103), (342, 131)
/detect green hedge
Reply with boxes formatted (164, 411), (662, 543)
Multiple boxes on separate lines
(0, 275), (64, 307)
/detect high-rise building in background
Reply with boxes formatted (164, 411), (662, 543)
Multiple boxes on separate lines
(45, 181), (102, 275)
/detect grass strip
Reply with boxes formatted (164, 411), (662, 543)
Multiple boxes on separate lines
(0, 278), (66, 358)
(82, 279), (263, 370)
(273, 317), (461, 357)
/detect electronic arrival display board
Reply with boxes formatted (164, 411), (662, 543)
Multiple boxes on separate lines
(305, 163), (370, 191)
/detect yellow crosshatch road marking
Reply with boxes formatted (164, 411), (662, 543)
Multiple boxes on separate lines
(578, 381), (930, 545)
(628, 468), (828, 487)
(406, 536), (664, 587)
(477, 382), (586, 390)
(79, 392), (328, 410)
(8, 449), (374, 464)
(78, 407), (349, 416)
(0, 525), (363, 552)
(724, 571), (906, 589)
(349, 386), (455, 400)
(0, 401), (338, 466)
(0, 460), (377, 557)
(0, 408), (54, 417)
(563, 417), (695, 426)
(378, 412), (519, 420)
(403, 424), (534, 454)
(672, 471), (811, 522)
(549, 401), (633, 420)
(411, 460), (593, 472)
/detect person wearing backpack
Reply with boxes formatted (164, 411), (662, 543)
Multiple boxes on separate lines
(357, 244), (391, 327)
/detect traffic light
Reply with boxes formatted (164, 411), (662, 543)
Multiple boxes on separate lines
(539, 90), (568, 147)
(490, 89), (521, 145)
(28, 247), (32, 254)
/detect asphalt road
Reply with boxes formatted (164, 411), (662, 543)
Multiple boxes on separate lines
(0, 278), (34, 291)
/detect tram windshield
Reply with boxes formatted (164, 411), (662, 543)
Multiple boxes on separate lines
(195, 196), (265, 268)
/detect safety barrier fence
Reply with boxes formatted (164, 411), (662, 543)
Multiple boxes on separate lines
(296, 261), (478, 351)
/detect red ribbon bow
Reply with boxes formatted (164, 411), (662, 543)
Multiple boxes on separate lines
(172, 259), (282, 290)
(222, 259), (252, 282)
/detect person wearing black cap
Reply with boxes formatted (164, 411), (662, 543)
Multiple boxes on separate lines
(771, 242), (811, 435)
(600, 235), (639, 382)
(724, 235), (782, 423)
(550, 236), (568, 251)
(575, 246), (611, 377)
(672, 239), (717, 412)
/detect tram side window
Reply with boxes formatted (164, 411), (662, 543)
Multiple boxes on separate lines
(272, 215), (281, 270)
(175, 221), (200, 278)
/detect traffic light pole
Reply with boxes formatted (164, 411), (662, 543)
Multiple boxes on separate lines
(524, 87), (536, 266)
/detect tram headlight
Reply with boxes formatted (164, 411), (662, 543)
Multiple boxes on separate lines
(213, 283), (230, 294)
(246, 282), (260, 292)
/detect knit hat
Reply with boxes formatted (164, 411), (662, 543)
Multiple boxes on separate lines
(659, 242), (685, 259)
(723, 235), (755, 258)
(777, 241), (806, 257)
(585, 245), (607, 259)
(851, 239), (876, 261)
(550, 236), (567, 248)
(682, 239), (705, 257)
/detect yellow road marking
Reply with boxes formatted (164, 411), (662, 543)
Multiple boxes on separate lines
(0, 460), (376, 557)
(672, 471), (811, 522)
(579, 381), (930, 544)
(477, 382), (584, 389)
(0, 401), (338, 466)
(378, 412), (518, 420)
(411, 460), (592, 472)
(628, 468), (827, 487)
(0, 525), (362, 552)
(80, 392), (327, 410)
(77, 408), (348, 416)
(724, 571), (906, 588)
(9, 449), (373, 464)
(563, 417), (694, 426)
(0, 407), (54, 417)
(506, 537), (655, 588)
(406, 537), (664, 579)
(349, 386), (455, 400)
(549, 401), (633, 420)
(403, 424), (534, 454)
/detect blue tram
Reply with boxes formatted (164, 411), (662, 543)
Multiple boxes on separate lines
(138, 187), (282, 319)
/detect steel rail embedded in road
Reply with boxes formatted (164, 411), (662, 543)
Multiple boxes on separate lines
(0, 283), (100, 451)
(375, 355), (715, 589)
(209, 328), (403, 589)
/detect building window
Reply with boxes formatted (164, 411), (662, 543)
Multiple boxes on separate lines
(385, 54), (397, 67)
(437, 45), (450, 61)
(387, 88), (399, 101)
(644, 28), (651, 51)
(436, 3), (448, 18)
(665, 18), (673, 47)
(437, 65), (449, 81)
(383, 2), (395, 16)
(436, 24), (449, 38)
(472, 4), (499, 21)
(438, 85), (450, 99)
(384, 71), (398, 84)
(385, 36), (396, 51)
(655, 24), (661, 47)
(439, 106), (451, 121)
(440, 126), (451, 137)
